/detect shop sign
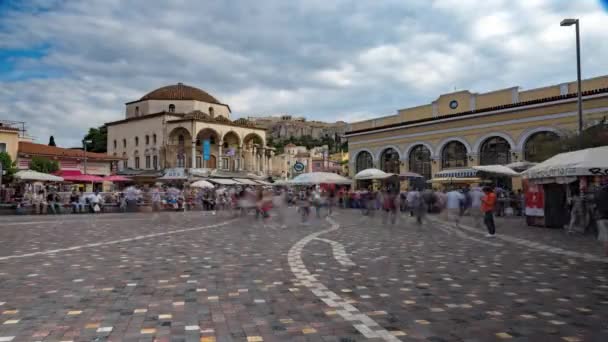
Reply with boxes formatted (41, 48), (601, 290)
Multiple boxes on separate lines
(525, 181), (544, 217)
(203, 140), (210, 161)
(293, 161), (305, 173)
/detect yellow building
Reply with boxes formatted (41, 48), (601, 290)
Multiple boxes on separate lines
(0, 121), (27, 162)
(345, 75), (608, 187)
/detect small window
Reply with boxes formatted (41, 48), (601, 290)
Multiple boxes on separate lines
(113, 140), (117, 149)
(153, 134), (157, 144)
(135, 106), (139, 116)
(135, 157), (140, 169)
(145, 135), (150, 145)
(145, 155), (151, 169)
(0, 143), (6, 153)
(153, 155), (158, 170)
(168, 104), (175, 113)
(122, 153), (128, 169)
(123, 139), (127, 148)
(135, 137), (139, 146)
(209, 107), (214, 117)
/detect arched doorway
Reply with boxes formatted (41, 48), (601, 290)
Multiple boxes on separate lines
(441, 141), (468, 169)
(208, 155), (217, 169)
(222, 131), (241, 171)
(196, 128), (220, 169)
(168, 127), (192, 168)
(244, 133), (265, 173)
(380, 148), (400, 174)
(409, 145), (432, 181)
(479, 137), (511, 165)
(355, 151), (373, 173)
(524, 131), (560, 162)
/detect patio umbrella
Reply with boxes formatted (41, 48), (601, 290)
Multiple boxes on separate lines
(354, 168), (395, 180)
(289, 172), (352, 185)
(472, 165), (520, 177)
(14, 170), (64, 182)
(191, 180), (215, 189)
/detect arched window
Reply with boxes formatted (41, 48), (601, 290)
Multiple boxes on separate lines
(168, 104), (175, 113)
(380, 148), (400, 174)
(178, 134), (184, 145)
(177, 134), (185, 167)
(480, 137), (511, 165)
(113, 140), (117, 149)
(135, 136), (139, 146)
(441, 141), (468, 168)
(153, 155), (158, 170)
(122, 152), (128, 169)
(134, 151), (140, 169)
(355, 151), (373, 173)
(409, 145), (432, 180)
(135, 106), (139, 116)
(123, 139), (127, 148)
(209, 107), (215, 117)
(153, 134), (157, 144)
(145, 135), (150, 145)
(524, 132), (560, 162)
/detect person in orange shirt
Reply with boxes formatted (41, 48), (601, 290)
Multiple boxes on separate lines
(481, 186), (497, 237)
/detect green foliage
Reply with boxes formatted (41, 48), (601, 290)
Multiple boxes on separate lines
(0, 152), (17, 182)
(48, 135), (56, 146)
(84, 126), (108, 153)
(531, 122), (608, 161)
(30, 156), (60, 174)
(269, 135), (348, 154)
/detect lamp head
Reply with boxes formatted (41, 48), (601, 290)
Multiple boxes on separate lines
(560, 18), (578, 26)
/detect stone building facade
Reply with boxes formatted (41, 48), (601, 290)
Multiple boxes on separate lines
(106, 83), (272, 175)
(346, 75), (608, 183)
(248, 115), (348, 142)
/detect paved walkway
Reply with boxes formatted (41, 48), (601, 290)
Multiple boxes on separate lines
(0, 210), (606, 341)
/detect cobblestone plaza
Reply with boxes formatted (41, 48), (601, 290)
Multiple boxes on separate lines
(1, 211), (607, 341)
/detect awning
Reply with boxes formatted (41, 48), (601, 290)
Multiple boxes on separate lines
(523, 146), (608, 179)
(208, 178), (239, 185)
(54, 170), (104, 182)
(472, 165), (520, 177)
(234, 178), (260, 186)
(434, 168), (478, 178)
(254, 180), (272, 186)
(103, 175), (131, 182)
(427, 177), (484, 184)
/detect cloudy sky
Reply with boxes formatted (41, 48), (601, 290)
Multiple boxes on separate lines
(1, 0), (607, 147)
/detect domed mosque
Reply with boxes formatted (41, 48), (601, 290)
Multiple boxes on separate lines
(105, 83), (271, 178)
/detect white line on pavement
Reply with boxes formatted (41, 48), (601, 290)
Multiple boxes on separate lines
(0, 219), (237, 261)
(287, 216), (402, 342)
(314, 237), (356, 266)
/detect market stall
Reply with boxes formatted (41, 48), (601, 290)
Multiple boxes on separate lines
(522, 146), (608, 228)
(354, 168), (396, 190)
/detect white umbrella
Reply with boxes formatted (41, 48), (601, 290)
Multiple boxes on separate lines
(354, 168), (395, 180)
(524, 146), (608, 179)
(14, 170), (64, 182)
(289, 172), (352, 185)
(472, 165), (520, 177)
(191, 180), (215, 189)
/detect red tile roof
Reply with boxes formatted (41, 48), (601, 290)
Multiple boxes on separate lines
(18, 142), (124, 161)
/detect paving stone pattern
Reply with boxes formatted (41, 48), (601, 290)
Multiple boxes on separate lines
(0, 210), (607, 341)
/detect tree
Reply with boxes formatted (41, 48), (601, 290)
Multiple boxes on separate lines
(0, 152), (17, 183)
(30, 156), (59, 174)
(48, 136), (56, 146)
(532, 121), (608, 161)
(84, 125), (108, 153)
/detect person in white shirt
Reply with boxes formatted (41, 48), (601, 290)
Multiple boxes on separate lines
(89, 190), (104, 213)
(445, 189), (465, 226)
(469, 187), (485, 227)
(406, 189), (419, 217)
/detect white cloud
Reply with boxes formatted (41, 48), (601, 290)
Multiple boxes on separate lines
(0, 0), (607, 147)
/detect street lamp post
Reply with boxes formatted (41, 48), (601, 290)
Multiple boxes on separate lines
(83, 139), (93, 174)
(560, 18), (583, 135)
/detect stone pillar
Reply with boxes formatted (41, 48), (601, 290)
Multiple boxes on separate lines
(191, 141), (196, 169)
(218, 142), (223, 170)
(269, 151), (273, 176)
(253, 146), (257, 172)
(238, 145), (243, 171)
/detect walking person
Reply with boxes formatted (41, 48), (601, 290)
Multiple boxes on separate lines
(446, 188), (464, 227)
(595, 182), (608, 256)
(469, 187), (484, 228)
(567, 190), (585, 234)
(481, 186), (497, 237)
